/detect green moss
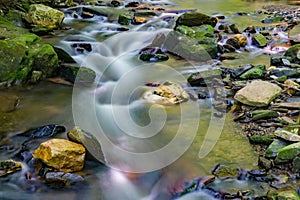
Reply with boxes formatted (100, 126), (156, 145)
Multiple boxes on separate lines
(276, 142), (300, 163)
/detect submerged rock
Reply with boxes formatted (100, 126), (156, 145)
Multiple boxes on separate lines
(275, 142), (300, 163)
(211, 164), (239, 178)
(234, 80), (282, 107)
(139, 53), (169, 62)
(143, 81), (189, 104)
(25, 4), (65, 29)
(0, 159), (22, 177)
(33, 139), (86, 173)
(45, 172), (84, 188)
(0, 93), (19, 112)
(19, 125), (66, 139)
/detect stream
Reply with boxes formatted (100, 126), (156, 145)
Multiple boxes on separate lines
(0, 0), (299, 199)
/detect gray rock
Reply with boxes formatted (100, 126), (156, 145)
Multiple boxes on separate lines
(176, 12), (217, 27)
(275, 142), (300, 163)
(266, 139), (290, 158)
(143, 81), (189, 104)
(274, 129), (300, 142)
(45, 172), (84, 188)
(234, 80), (282, 107)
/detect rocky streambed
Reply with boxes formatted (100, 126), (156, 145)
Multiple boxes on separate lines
(0, 0), (300, 199)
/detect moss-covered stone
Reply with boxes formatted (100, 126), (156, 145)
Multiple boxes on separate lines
(118, 13), (133, 25)
(251, 109), (279, 121)
(252, 33), (268, 48)
(187, 69), (222, 86)
(25, 4), (65, 29)
(176, 12), (217, 27)
(0, 16), (59, 85)
(268, 186), (300, 200)
(249, 136), (274, 145)
(275, 142), (300, 163)
(239, 64), (266, 79)
(284, 44), (300, 64)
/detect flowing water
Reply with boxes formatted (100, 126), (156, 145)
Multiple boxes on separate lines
(0, 0), (297, 199)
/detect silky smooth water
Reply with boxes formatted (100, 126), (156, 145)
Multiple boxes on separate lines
(1, 0), (297, 199)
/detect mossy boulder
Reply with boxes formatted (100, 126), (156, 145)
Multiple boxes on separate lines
(25, 4), (65, 29)
(252, 33), (268, 48)
(176, 12), (217, 27)
(0, 16), (58, 85)
(239, 64), (266, 79)
(268, 186), (300, 200)
(284, 44), (300, 64)
(164, 26), (218, 61)
(32, 0), (75, 8)
(275, 142), (300, 163)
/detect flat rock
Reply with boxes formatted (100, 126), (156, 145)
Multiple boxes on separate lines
(33, 139), (86, 173)
(271, 101), (300, 109)
(234, 80), (282, 107)
(275, 129), (300, 142)
(143, 80), (189, 104)
(0, 159), (22, 177)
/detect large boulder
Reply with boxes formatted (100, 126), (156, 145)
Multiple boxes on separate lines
(26, 4), (65, 29)
(143, 81), (190, 104)
(234, 80), (282, 107)
(289, 24), (300, 44)
(275, 142), (300, 163)
(164, 27), (218, 61)
(176, 12), (217, 27)
(0, 16), (58, 86)
(284, 44), (300, 64)
(33, 139), (86, 173)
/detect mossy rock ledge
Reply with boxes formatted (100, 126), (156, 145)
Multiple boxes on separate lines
(0, 16), (58, 86)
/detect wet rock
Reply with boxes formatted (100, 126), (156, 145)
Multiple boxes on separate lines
(274, 129), (300, 142)
(231, 64), (254, 78)
(284, 44), (300, 64)
(53, 47), (76, 64)
(233, 34), (248, 47)
(164, 30), (218, 61)
(143, 80), (189, 104)
(187, 69), (222, 87)
(25, 4), (65, 29)
(30, 70), (43, 83)
(289, 24), (300, 44)
(261, 16), (283, 23)
(211, 164), (239, 178)
(252, 33), (268, 48)
(275, 142), (300, 163)
(139, 53), (169, 62)
(133, 16), (147, 24)
(267, 186), (300, 200)
(45, 172), (84, 188)
(248, 169), (267, 177)
(81, 11), (94, 19)
(176, 12), (217, 27)
(54, 66), (96, 84)
(0, 16), (59, 85)
(226, 38), (240, 49)
(239, 64), (266, 79)
(67, 126), (106, 163)
(19, 125), (66, 139)
(271, 56), (292, 67)
(258, 156), (272, 170)
(269, 68), (300, 78)
(249, 136), (274, 145)
(33, 139), (86, 173)
(251, 110), (279, 121)
(219, 52), (243, 60)
(0, 159), (22, 177)
(293, 157), (300, 172)
(0, 93), (19, 112)
(234, 80), (282, 107)
(118, 14), (133, 25)
(266, 139), (291, 158)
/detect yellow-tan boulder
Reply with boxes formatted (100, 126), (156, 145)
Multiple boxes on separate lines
(33, 139), (86, 173)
